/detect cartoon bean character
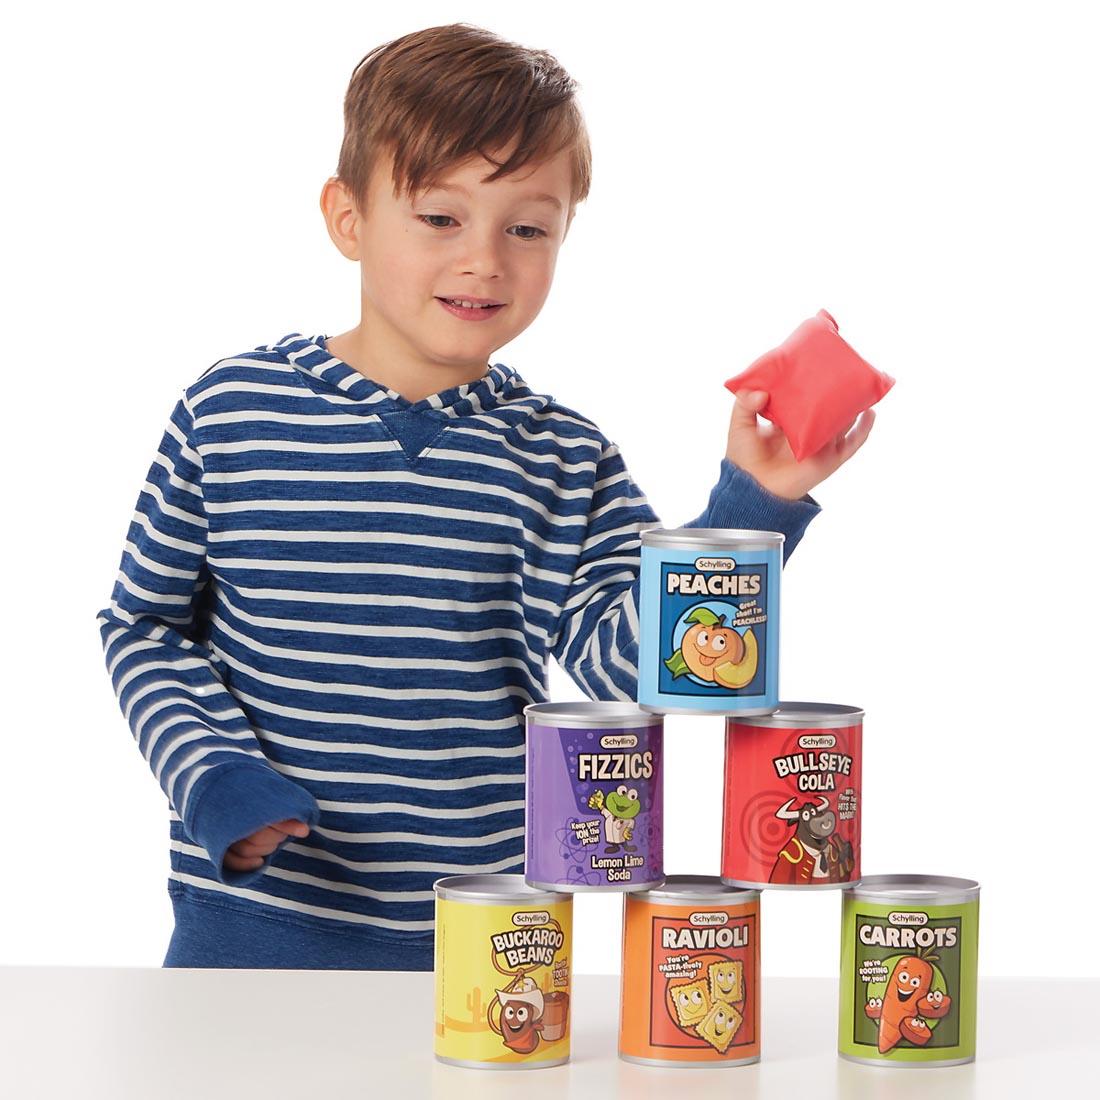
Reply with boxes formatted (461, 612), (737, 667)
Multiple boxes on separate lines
(587, 785), (639, 853)
(864, 955), (952, 1053)
(492, 979), (546, 1055)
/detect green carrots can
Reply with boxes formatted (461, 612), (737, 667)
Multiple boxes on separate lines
(839, 875), (979, 1067)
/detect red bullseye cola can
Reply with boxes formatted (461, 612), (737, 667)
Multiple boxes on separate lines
(721, 703), (863, 889)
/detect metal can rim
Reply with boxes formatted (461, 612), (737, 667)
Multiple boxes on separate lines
(730, 701), (864, 728)
(618, 1051), (761, 1069)
(837, 1052), (975, 1069)
(435, 1053), (571, 1070)
(721, 876), (860, 891)
(625, 873), (760, 905)
(526, 877), (665, 894)
(641, 702), (779, 717)
(641, 527), (785, 550)
(524, 701), (663, 729)
(847, 873), (980, 905)
(434, 873), (570, 905)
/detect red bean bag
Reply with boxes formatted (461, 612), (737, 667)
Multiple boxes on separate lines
(724, 310), (894, 461)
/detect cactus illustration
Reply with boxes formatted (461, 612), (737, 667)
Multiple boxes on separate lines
(466, 986), (485, 1023)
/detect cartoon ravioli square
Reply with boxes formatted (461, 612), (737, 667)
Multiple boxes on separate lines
(669, 979), (711, 1028)
(694, 1000), (743, 1054)
(708, 959), (743, 1004)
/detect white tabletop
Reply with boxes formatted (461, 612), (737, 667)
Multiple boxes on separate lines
(0, 969), (1087, 1099)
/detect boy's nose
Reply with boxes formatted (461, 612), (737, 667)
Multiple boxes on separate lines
(455, 231), (506, 279)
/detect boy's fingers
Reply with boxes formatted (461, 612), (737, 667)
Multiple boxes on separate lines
(839, 408), (875, 458)
(229, 837), (278, 858)
(223, 851), (265, 871)
(833, 417), (858, 447)
(244, 821), (309, 848)
(729, 390), (769, 431)
(227, 820), (310, 860)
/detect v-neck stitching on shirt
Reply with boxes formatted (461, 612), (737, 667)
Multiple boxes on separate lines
(277, 333), (516, 419)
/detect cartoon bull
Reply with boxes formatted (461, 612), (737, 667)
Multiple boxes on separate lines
(769, 796), (854, 885)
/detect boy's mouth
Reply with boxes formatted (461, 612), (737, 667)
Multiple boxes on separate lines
(436, 296), (506, 321)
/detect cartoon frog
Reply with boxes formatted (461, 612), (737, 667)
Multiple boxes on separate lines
(587, 784), (640, 853)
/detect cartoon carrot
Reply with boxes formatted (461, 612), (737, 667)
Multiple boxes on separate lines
(864, 950), (952, 1054)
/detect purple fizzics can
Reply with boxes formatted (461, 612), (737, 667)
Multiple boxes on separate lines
(524, 702), (664, 892)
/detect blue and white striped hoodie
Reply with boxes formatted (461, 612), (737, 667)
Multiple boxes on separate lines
(96, 333), (820, 968)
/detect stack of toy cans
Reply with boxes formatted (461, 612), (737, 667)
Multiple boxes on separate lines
(433, 527), (978, 1070)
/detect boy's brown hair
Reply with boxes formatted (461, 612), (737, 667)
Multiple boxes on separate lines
(336, 23), (592, 215)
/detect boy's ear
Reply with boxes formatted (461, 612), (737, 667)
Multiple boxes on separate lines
(320, 176), (362, 261)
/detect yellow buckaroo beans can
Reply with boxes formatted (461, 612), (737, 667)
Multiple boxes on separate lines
(434, 874), (573, 1069)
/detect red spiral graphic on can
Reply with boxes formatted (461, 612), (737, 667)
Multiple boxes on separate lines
(736, 787), (796, 867)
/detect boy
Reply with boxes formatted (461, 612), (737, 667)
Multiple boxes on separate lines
(96, 23), (873, 971)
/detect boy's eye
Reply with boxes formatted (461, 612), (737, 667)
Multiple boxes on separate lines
(510, 224), (546, 240)
(416, 214), (546, 240)
(419, 214), (455, 229)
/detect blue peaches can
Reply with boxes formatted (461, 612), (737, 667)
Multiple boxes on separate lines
(638, 529), (783, 715)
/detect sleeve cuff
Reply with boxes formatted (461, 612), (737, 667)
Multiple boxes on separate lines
(685, 458), (822, 562)
(183, 761), (321, 886)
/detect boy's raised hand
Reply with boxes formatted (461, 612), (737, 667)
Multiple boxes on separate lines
(726, 390), (875, 502)
(223, 819), (311, 873)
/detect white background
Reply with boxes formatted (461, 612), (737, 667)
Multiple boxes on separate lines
(2, 0), (1096, 976)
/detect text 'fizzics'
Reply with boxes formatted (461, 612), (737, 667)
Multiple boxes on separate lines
(576, 752), (654, 781)
(666, 573), (762, 596)
(491, 928), (565, 968)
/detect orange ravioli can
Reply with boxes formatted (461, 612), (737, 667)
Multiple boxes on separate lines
(619, 876), (760, 1067)
(434, 875), (572, 1069)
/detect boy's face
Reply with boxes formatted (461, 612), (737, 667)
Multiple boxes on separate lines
(324, 140), (574, 378)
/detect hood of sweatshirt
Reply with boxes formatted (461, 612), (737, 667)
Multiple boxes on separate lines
(269, 332), (547, 459)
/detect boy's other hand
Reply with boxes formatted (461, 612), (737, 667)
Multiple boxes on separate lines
(223, 819), (311, 873)
(725, 390), (875, 501)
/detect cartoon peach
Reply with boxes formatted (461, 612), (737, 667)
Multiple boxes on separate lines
(713, 628), (758, 689)
(664, 607), (758, 688)
(681, 620), (745, 682)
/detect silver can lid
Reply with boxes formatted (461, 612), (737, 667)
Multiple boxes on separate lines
(434, 873), (569, 905)
(732, 702), (865, 729)
(848, 874), (980, 906)
(627, 874), (759, 905)
(524, 701), (662, 729)
(641, 528), (785, 551)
